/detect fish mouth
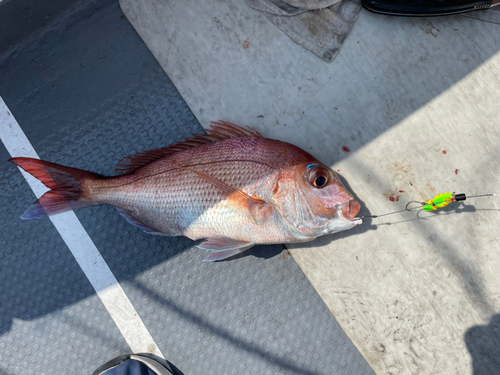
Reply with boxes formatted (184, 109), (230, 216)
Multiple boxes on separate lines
(339, 213), (362, 226)
(350, 217), (363, 226)
(322, 201), (362, 235)
(342, 199), (362, 227)
(341, 199), (361, 220)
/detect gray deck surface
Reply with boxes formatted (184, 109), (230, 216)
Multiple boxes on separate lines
(0, 1), (375, 374)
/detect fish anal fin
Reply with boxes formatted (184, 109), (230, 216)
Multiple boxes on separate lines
(116, 208), (166, 235)
(115, 121), (263, 175)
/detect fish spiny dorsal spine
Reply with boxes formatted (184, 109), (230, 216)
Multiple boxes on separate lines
(114, 121), (263, 175)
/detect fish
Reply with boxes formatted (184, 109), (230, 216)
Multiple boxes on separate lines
(10, 121), (361, 261)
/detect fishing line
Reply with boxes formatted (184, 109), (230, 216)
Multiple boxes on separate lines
(361, 192), (496, 219)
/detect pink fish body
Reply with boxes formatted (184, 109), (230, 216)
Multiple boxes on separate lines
(11, 122), (361, 261)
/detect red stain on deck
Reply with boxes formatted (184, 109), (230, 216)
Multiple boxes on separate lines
(242, 39), (250, 49)
(399, 190), (405, 193)
(442, 150), (447, 155)
(409, 181), (413, 186)
(384, 193), (401, 202)
(342, 146), (351, 152)
(455, 169), (459, 175)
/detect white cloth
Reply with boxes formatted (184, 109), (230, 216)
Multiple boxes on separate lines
(245, 0), (361, 62)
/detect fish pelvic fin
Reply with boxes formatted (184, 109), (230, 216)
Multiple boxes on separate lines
(10, 157), (100, 219)
(115, 121), (263, 175)
(198, 237), (255, 261)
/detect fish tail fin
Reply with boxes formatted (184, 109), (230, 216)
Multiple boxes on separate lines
(10, 157), (101, 219)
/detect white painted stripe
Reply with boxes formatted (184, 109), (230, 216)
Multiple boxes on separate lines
(0, 97), (164, 358)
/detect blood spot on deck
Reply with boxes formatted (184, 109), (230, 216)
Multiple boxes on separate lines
(384, 193), (401, 202)
(442, 150), (447, 154)
(399, 190), (405, 193)
(342, 146), (350, 152)
(409, 181), (413, 186)
(426, 183), (436, 192)
(242, 39), (250, 49)
(455, 169), (459, 175)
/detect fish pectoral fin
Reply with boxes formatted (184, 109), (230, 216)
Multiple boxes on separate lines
(188, 168), (275, 224)
(186, 167), (265, 205)
(198, 237), (255, 261)
(116, 208), (167, 236)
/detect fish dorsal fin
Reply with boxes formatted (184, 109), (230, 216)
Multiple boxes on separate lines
(115, 121), (263, 175)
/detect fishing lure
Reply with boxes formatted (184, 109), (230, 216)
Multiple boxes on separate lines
(423, 192), (465, 211)
(362, 192), (496, 219)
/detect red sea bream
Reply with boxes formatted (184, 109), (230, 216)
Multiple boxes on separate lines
(11, 121), (361, 261)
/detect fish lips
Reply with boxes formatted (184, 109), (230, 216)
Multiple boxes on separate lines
(323, 201), (362, 235)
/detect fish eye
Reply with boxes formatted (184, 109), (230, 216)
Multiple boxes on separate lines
(314, 175), (327, 188)
(307, 165), (330, 189)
